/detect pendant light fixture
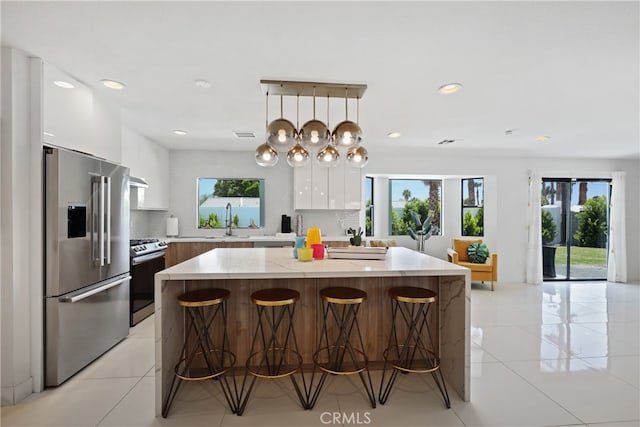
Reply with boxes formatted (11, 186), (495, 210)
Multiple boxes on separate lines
(346, 145), (369, 168)
(256, 80), (368, 169)
(255, 91), (279, 167)
(267, 90), (297, 152)
(287, 95), (310, 167)
(316, 143), (340, 167)
(332, 88), (362, 149)
(299, 86), (329, 149)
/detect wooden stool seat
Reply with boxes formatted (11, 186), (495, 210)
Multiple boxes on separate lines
(388, 286), (436, 304)
(320, 286), (367, 304)
(177, 288), (230, 307)
(305, 286), (376, 409)
(251, 288), (299, 306)
(234, 287), (306, 415)
(163, 288), (235, 417)
(379, 286), (450, 408)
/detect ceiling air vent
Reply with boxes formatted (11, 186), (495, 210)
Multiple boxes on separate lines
(438, 139), (456, 145)
(233, 130), (256, 139)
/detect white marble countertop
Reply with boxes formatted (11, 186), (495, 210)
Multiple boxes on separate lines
(164, 235), (355, 243)
(157, 246), (468, 281)
(165, 235), (296, 243)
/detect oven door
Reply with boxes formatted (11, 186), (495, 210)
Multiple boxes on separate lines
(130, 251), (165, 326)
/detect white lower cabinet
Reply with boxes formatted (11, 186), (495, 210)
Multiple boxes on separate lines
(293, 158), (361, 210)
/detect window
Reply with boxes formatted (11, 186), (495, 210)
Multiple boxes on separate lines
(365, 176), (374, 236)
(389, 179), (442, 235)
(461, 178), (484, 236)
(197, 178), (265, 228)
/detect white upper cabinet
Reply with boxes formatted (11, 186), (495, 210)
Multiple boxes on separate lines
(42, 63), (121, 162)
(293, 156), (361, 210)
(121, 127), (169, 210)
(91, 92), (122, 162)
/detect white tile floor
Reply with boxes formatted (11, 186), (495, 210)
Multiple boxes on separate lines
(2, 281), (639, 427)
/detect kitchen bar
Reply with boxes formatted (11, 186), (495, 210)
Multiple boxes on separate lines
(154, 246), (470, 416)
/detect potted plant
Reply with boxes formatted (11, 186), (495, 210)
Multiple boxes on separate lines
(541, 209), (557, 278)
(408, 211), (433, 252)
(348, 227), (364, 246)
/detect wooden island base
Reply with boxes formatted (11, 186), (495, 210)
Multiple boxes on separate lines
(155, 247), (470, 416)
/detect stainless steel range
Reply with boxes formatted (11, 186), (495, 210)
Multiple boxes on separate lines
(129, 238), (167, 326)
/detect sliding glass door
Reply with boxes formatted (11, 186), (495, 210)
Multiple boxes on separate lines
(541, 179), (610, 281)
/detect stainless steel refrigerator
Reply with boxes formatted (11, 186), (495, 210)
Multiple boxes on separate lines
(43, 146), (130, 387)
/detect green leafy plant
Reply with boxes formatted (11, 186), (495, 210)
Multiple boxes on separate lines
(467, 242), (489, 263)
(574, 196), (607, 248)
(541, 209), (557, 245)
(408, 211), (433, 252)
(348, 227), (364, 246)
(462, 209), (484, 236)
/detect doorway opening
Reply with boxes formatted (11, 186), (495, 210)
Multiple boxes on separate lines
(541, 178), (611, 281)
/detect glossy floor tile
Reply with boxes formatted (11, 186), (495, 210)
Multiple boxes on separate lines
(1, 281), (638, 427)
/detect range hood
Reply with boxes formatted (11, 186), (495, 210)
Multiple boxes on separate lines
(129, 176), (149, 188)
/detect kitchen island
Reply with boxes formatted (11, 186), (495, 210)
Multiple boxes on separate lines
(154, 246), (470, 416)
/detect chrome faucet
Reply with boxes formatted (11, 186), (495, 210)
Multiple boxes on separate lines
(225, 203), (232, 236)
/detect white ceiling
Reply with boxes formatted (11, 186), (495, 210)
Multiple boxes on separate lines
(2, 1), (639, 160)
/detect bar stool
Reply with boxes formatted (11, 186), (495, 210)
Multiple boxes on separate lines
(162, 288), (236, 417)
(378, 286), (450, 408)
(305, 286), (376, 409)
(234, 288), (306, 415)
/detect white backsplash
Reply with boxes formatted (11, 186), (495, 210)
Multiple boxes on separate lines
(130, 210), (170, 239)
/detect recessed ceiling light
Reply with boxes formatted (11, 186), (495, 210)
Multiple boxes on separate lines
(535, 136), (550, 142)
(53, 80), (74, 89)
(387, 132), (402, 138)
(438, 83), (462, 94)
(194, 79), (212, 88)
(173, 130), (188, 136)
(100, 79), (126, 90)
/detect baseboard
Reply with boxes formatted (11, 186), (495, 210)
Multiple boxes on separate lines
(1, 377), (33, 406)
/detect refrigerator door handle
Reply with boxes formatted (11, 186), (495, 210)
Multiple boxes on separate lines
(59, 276), (131, 303)
(91, 176), (101, 266)
(106, 176), (111, 265)
(99, 176), (105, 266)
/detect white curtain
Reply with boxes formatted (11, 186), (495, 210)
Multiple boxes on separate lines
(525, 171), (543, 284)
(607, 171), (627, 282)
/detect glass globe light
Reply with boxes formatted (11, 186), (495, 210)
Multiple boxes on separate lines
(299, 119), (329, 149)
(346, 145), (369, 168)
(255, 143), (279, 167)
(332, 120), (362, 149)
(316, 144), (340, 167)
(286, 143), (310, 167)
(267, 118), (297, 151)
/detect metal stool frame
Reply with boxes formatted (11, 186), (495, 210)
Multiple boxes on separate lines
(233, 288), (307, 416)
(162, 290), (236, 417)
(378, 287), (450, 408)
(304, 287), (376, 410)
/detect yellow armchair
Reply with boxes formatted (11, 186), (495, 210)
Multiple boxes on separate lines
(447, 238), (498, 291)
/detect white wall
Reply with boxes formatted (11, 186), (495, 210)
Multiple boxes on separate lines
(170, 150), (293, 236)
(364, 150), (640, 283)
(1, 47), (40, 405)
(168, 149), (639, 283)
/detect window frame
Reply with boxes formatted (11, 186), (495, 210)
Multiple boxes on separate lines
(196, 178), (265, 229)
(461, 177), (484, 237)
(365, 176), (374, 236)
(388, 178), (442, 236)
